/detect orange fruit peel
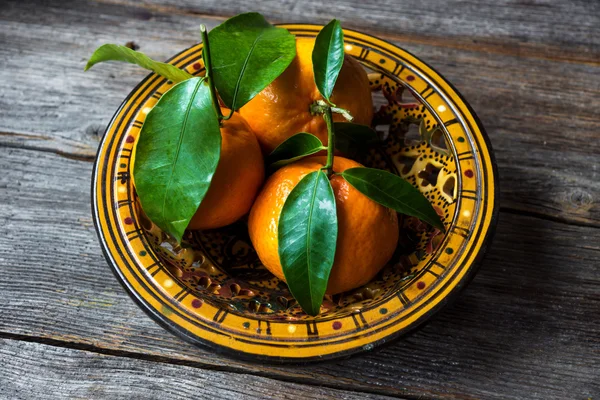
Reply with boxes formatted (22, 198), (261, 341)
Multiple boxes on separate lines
(249, 156), (399, 295)
(240, 38), (373, 154)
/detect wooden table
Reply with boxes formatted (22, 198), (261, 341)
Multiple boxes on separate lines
(1, 1), (598, 398)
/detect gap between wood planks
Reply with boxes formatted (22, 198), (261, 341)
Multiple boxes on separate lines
(93, 0), (600, 67)
(0, 133), (96, 162)
(499, 206), (600, 230)
(0, 331), (415, 400)
(0, 338), (407, 400)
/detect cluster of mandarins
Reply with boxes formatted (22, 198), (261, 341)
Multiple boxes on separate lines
(187, 38), (398, 295)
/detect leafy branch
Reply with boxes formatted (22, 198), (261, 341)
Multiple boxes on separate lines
(278, 19), (444, 315)
(86, 13), (296, 243)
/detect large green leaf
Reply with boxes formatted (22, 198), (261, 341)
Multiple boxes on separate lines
(85, 44), (193, 83)
(133, 77), (221, 242)
(208, 12), (296, 111)
(278, 170), (338, 316)
(312, 19), (344, 102)
(267, 133), (326, 168)
(334, 122), (380, 157)
(340, 167), (445, 231)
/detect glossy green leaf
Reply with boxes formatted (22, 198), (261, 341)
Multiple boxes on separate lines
(334, 122), (380, 157)
(208, 12), (296, 110)
(278, 170), (338, 316)
(267, 133), (326, 168)
(340, 167), (445, 231)
(84, 44), (193, 83)
(312, 19), (344, 102)
(133, 77), (221, 242)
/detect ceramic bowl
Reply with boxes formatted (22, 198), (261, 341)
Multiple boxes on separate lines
(92, 24), (498, 362)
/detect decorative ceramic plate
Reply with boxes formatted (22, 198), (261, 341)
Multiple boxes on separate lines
(92, 25), (498, 362)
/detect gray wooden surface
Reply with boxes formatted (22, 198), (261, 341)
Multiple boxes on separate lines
(0, 0), (598, 399)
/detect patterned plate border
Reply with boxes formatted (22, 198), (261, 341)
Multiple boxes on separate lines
(92, 25), (499, 362)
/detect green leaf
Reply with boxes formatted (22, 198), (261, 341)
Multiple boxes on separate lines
(85, 44), (193, 83)
(208, 12), (296, 110)
(312, 19), (344, 102)
(278, 170), (338, 316)
(334, 122), (380, 157)
(267, 133), (326, 168)
(133, 77), (221, 242)
(340, 167), (445, 231)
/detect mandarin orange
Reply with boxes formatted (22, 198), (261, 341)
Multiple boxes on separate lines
(239, 38), (373, 154)
(187, 110), (264, 230)
(248, 156), (399, 294)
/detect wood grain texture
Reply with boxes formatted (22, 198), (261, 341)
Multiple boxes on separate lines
(0, 0), (220, 161)
(0, 339), (398, 400)
(99, 0), (600, 65)
(1, 0), (599, 398)
(0, 0), (598, 226)
(1, 147), (598, 400)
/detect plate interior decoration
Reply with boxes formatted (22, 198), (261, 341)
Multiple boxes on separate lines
(93, 24), (498, 362)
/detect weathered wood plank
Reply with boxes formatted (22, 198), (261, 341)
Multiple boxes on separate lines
(0, 0), (222, 160)
(1, 1), (598, 399)
(0, 339), (397, 400)
(101, 0), (600, 64)
(1, 147), (598, 400)
(0, 0), (598, 225)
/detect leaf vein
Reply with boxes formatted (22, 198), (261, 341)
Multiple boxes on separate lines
(305, 172), (321, 310)
(159, 79), (203, 228)
(230, 31), (265, 110)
